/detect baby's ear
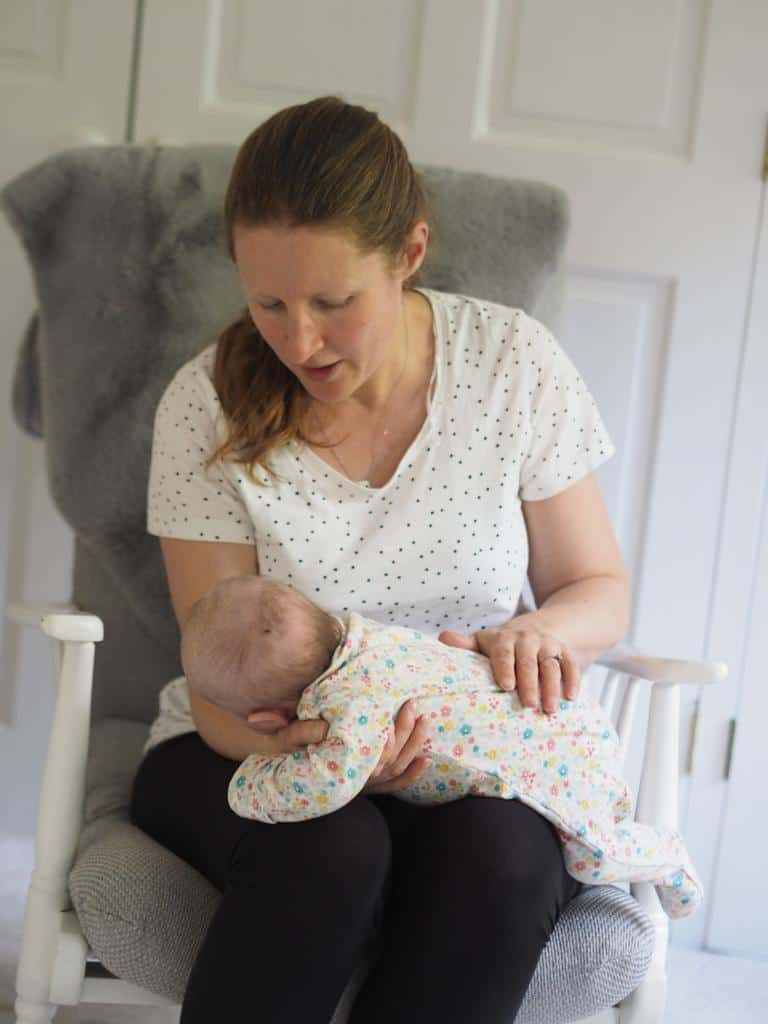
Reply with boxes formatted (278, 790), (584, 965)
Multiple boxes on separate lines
(246, 709), (293, 733)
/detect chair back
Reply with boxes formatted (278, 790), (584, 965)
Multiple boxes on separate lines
(2, 145), (568, 724)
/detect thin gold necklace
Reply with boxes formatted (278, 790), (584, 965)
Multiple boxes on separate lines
(315, 295), (410, 488)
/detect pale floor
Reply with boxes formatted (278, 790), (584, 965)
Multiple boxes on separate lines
(2, 836), (766, 1022)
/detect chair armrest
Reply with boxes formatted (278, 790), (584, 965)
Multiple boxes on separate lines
(5, 597), (102, 914)
(595, 643), (727, 686)
(7, 600), (103, 642)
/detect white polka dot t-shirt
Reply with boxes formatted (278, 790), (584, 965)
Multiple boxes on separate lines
(143, 287), (615, 754)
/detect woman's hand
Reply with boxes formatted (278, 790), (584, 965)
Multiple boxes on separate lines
(361, 699), (431, 795)
(438, 619), (580, 715)
(245, 711), (330, 754)
(246, 703), (431, 794)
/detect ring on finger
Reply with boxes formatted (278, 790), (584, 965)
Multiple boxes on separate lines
(537, 653), (564, 668)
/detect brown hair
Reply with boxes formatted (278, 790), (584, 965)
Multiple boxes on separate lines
(206, 95), (431, 484)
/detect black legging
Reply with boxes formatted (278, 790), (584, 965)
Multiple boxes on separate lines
(129, 731), (583, 1023)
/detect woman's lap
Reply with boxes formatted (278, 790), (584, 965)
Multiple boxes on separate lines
(130, 732), (582, 1021)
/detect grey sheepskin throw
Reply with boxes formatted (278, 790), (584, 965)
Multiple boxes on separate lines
(0, 144), (567, 724)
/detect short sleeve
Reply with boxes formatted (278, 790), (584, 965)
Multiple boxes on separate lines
(519, 317), (615, 501)
(146, 359), (257, 544)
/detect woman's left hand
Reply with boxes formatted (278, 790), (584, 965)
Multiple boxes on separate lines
(438, 620), (580, 715)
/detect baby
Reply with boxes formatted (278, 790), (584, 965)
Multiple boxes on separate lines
(181, 575), (702, 919)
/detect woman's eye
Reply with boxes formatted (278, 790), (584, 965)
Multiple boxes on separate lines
(260, 297), (353, 311)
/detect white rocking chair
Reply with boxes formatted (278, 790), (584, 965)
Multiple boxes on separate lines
(6, 598), (726, 1023)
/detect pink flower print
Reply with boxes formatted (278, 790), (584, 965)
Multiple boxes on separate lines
(574, 860), (587, 872)
(441, 706), (451, 717)
(453, 744), (464, 757)
(550, 784), (559, 797)
(327, 761), (339, 772)
(547, 739), (556, 751)
(360, 745), (371, 756)
(251, 797), (260, 811)
(521, 768), (537, 788)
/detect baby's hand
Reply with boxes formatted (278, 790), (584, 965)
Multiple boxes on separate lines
(362, 699), (431, 795)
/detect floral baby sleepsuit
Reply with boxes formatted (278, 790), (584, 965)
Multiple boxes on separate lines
(229, 611), (703, 919)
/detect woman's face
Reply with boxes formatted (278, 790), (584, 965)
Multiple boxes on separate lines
(233, 221), (424, 405)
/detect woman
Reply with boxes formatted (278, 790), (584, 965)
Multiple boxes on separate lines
(130, 95), (630, 1023)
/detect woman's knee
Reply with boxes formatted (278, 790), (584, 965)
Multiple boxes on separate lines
(228, 795), (392, 900)
(410, 797), (574, 909)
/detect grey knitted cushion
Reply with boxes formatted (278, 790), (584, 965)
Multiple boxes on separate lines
(69, 719), (654, 1021)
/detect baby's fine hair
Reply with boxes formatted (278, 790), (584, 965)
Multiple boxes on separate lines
(180, 576), (339, 717)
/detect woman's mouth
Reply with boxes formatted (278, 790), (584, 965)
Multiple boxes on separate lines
(304, 361), (341, 381)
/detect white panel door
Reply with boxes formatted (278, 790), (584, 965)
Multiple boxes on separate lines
(134, 0), (768, 953)
(702, 178), (768, 956)
(0, 0), (137, 836)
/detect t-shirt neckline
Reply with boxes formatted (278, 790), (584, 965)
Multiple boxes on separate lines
(293, 286), (442, 494)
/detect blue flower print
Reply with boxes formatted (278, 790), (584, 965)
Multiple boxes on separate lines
(523, 728), (533, 740)
(358, 715), (368, 725)
(385, 658), (396, 669)
(443, 675), (455, 684)
(460, 724), (472, 736)
(346, 768), (357, 779)
(235, 775), (246, 788)
(558, 764), (568, 778)
(293, 782), (304, 794)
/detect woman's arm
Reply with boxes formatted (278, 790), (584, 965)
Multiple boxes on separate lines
(439, 473), (629, 711)
(519, 472), (630, 665)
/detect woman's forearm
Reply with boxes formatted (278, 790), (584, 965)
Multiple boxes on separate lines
(510, 573), (630, 669)
(190, 690), (275, 761)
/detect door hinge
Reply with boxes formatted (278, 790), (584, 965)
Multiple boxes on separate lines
(684, 709), (699, 774)
(723, 718), (737, 780)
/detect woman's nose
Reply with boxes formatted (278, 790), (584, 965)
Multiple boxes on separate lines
(281, 314), (323, 364)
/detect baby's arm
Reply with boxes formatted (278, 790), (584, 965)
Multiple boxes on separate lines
(228, 701), (389, 823)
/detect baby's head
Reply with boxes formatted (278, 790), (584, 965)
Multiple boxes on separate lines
(181, 576), (342, 729)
